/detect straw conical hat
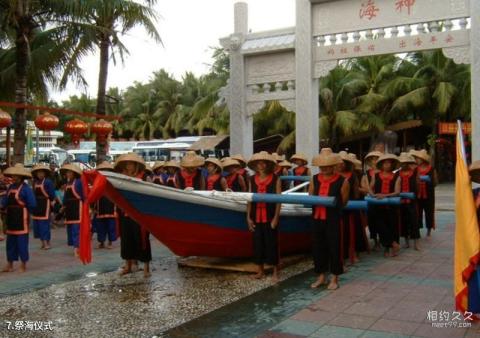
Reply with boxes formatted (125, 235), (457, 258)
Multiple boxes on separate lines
(365, 150), (383, 161)
(376, 153), (399, 169)
(469, 160), (480, 183)
(247, 151), (276, 170)
(114, 153), (146, 172)
(31, 163), (51, 175)
(96, 161), (114, 171)
(339, 151), (355, 164)
(272, 153), (285, 162)
(410, 149), (431, 163)
(164, 160), (180, 169)
(312, 152), (343, 167)
(4, 164), (32, 179)
(231, 154), (247, 167)
(60, 163), (83, 177)
(205, 157), (223, 171)
(290, 153), (308, 165)
(398, 152), (416, 164)
(347, 153), (362, 170)
(144, 165), (153, 174)
(180, 151), (205, 168)
(220, 157), (240, 169)
(279, 160), (293, 169)
(152, 161), (165, 171)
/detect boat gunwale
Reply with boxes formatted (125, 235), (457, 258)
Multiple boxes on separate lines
(102, 172), (312, 217)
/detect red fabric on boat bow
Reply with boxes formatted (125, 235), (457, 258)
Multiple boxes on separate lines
(79, 170), (107, 264)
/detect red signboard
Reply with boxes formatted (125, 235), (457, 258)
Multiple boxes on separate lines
(438, 122), (471, 135)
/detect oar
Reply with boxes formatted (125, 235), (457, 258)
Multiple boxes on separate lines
(365, 196), (401, 205)
(279, 175), (310, 182)
(399, 192), (415, 199)
(251, 193), (336, 206)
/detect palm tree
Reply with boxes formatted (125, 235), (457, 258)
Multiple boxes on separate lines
(66, 0), (161, 162)
(318, 65), (384, 150)
(0, 0), (89, 163)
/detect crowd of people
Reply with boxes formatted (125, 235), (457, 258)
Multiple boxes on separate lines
(1, 147), (479, 290)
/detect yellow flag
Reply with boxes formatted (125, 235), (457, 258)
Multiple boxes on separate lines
(454, 121), (480, 312)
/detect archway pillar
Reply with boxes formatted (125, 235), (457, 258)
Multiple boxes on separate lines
(295, 0), (319, 163)
(471, 0), (480, 161)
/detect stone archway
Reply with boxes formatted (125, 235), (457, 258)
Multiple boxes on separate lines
(221, 0), (478, 161)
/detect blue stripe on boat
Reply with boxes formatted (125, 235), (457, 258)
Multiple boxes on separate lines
(118, 189), (311, 233)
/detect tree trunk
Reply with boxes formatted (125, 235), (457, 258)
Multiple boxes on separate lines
(95, 36), (110, 164)
(13, 11), (31, 165)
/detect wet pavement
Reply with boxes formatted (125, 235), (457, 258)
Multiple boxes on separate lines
(1, 183), (479, 337)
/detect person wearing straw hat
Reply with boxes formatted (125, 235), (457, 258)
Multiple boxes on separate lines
(410, 149), (437, 236)
(397, 153), (421, 251)
(309, 149), (349, 290)
(31, 164), (56, 250)
(360, 151), (383, 250)
(60, 163), (84, 257)
(1, 164), (36, 272)
(114, 153), (152, 277)
(291, 153), (311, 192)
(231, 154), (249, 181)
(204, 158), (227, 191)
(369, 153), (401, 257)
(151, 161), (165, 185)
(222, 157), (247, 192)
(246, 151), (282, 283)
(272, 153), (286, 177)
(0, 165), (13, 242)
(93, 161), (118, 249)
(178, 151), (206, 190)
(338, 151), (366, 265)
(278, 160), (293, 191)
(163, 160), (180, 188)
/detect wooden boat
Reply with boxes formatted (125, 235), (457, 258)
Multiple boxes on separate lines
(100, 172), (314, 258)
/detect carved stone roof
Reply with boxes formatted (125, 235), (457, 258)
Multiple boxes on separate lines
(241, 33), (295, 54)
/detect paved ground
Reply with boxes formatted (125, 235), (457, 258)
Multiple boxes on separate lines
(1, 183), (479, 337)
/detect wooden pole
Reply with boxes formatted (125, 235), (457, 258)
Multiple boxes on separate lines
(6, 126), (11, 166)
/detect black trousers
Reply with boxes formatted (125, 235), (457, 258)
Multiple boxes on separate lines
(311, 218), (343, 276)
(376, 206), (398, 248)
(253, 223), (279, 266)
(401, 203), (420, 240)
(417, 198), (435, 229)
(120, 216), (152, 262)
(367, 206), (379, 240)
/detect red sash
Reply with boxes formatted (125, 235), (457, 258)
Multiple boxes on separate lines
(379, 172), (394, 194)
(400, 170), (414, 204)
(417, 165), (432, 199)
(226, 173), (238, 189)
(180, 170), (197, 188)
(294, 166), (307, 176)
(207, 174), (221, 190)
(255, 174), (274, 223)
(313, 173), (340, 220)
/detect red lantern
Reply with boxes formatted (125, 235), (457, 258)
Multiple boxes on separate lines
(64, 119), (88, 147)
(0, 109), (12, 129)
(91, 119), (113, 142)
(35, 112), (59, 131)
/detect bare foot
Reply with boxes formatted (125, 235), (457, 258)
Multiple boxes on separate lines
(2, 265), (13, 272)
(97, 243), (105, 249)
(310, 275), (327, 289)
(414, 241), (421, 251)
(74, 248), (79, 257)
(327, 281), (339, 290)
(44, 245), (51, 250)
(119, 268), (131, 276)
(143, 271), (151, 278)
(384, 250), (390, 258)
(19, 263), (26, 272)
(353, 256), (360, 264)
